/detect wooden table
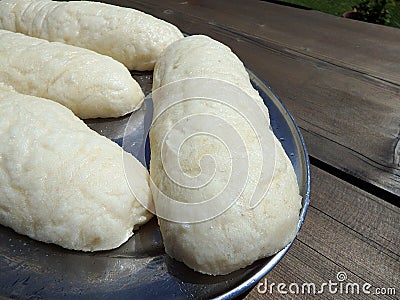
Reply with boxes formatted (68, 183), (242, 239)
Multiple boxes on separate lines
(107, 0), (400, 298)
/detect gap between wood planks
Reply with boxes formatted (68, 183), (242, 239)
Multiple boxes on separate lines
(259, 0), (311, 10)
(310, 156), (400, 208)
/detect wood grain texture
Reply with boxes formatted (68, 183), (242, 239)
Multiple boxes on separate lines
(108, 0), (400, 197)
(246, 166), (399, 299)
(121, 0), (400, 84)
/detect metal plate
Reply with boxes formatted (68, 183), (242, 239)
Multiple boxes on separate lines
(0, 69), (310, 299)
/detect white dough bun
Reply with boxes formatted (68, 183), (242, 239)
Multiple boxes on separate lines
(0, 85), (153, 251)
(0, 29), (144, 119)
(150, 35), (302, 275)
(0, 0), (184, 70)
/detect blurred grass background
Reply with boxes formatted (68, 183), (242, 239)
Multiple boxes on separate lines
(267, 0), (400, 28)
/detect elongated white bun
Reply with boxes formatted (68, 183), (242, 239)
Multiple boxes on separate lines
(151, 35), (302, 275)
(0, 85), (153, 251)
(0, 29), (144, 119)
(0, 0), (184, 70)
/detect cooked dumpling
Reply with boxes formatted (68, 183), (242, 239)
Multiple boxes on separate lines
(150, 35), (302, 275)
(0, 0), (184, 70)
(0, 29), (144, 118)
(0, 85), (153, 251)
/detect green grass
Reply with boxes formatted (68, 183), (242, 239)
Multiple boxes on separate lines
(276, 0), (400, 28)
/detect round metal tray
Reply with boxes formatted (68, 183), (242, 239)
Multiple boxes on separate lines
(0, 69), (310, 299)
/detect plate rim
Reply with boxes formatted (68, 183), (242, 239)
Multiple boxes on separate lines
(0, 69), (310, 300)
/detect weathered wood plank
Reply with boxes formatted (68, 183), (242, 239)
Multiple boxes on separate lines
(309, 166), (399, 257)
(107, 0), (400, 197)
(127, 0), (400, 85)
(246, 166), (399, 299)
